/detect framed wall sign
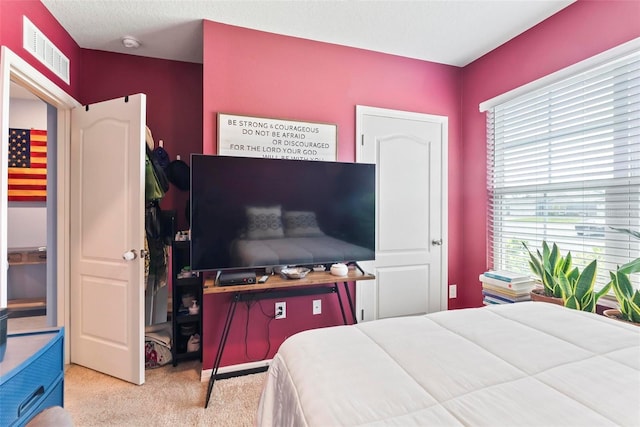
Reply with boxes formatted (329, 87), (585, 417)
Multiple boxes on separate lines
(218, 113), (337, 161)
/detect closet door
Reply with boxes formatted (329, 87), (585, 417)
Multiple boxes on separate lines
(356, 106), (448, 320)
(70, 94), (146, 385)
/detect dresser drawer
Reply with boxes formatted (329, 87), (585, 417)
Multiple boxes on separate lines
(18, 376), (64, 427)
(0, 330), (63, 427)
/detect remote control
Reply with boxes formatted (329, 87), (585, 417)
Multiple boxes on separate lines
(258, 275), (269, 283)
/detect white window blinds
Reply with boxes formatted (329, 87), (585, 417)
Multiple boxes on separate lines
(487, 49), (640, 289)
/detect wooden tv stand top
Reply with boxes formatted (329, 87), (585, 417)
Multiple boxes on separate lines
(203, 269), (374, 294)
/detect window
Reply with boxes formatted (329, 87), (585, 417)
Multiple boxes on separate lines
(486, 48), (640, 290)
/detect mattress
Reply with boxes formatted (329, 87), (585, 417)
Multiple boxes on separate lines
(257, 302), (640, 426)
(230, 236), (374, 267)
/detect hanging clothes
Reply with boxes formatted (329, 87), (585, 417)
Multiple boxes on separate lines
(144, 126), (169, 296)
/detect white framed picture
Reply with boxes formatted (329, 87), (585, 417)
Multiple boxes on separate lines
(218, 113), (337, 161)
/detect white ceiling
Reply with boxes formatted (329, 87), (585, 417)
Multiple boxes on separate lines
(40, 0), (575, 67)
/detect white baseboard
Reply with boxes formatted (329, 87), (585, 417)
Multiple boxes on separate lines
(200, 359), (271, 382)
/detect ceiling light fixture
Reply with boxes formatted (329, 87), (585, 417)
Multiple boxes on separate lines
(122, 36), (141, 49)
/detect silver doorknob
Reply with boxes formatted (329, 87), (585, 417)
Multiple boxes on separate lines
(122, 250), (137, 261)
(431, 239), (443, 246)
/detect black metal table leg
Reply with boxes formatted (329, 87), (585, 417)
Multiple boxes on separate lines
(333, 283), (348, 325)
(342, 281), (357, 324)
(204, 293), (239, 408)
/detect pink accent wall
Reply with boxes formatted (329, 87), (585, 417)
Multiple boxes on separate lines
(0, 0), (81, 100)
(460, 0), (640, 308)
(202, 21), (463, 368)
(79, 50), (203, 229)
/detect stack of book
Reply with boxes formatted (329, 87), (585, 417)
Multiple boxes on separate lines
(480, 270), (537, 305)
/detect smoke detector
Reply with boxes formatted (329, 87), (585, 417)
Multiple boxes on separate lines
(122, 36), (141, 49)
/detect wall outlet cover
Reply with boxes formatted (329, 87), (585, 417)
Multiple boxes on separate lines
(275, 302), (286, 319)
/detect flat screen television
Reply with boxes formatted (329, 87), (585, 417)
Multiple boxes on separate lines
(190, 154), (375, 272)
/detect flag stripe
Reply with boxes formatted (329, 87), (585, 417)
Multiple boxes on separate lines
(9, 197), (46, 202)
(8, 189), (47, 196)
(9, 168), (47, 176)
(8, 179), (47, 186)
(8, 128), (47, 202)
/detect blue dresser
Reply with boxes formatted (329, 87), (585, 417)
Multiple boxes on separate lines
(0, 328), (64, 427)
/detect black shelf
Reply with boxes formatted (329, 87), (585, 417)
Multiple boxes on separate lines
(171, 240), (203, 366)
(175, 313), (201, 324)
(174, 350), (200, 362)
(174, 277), (201, 287)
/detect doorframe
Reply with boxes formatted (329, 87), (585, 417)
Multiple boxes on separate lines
(355, 105), (449, 315)
(1, 46), (80, 362)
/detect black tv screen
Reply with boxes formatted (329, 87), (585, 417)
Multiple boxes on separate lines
(190, 155), (375, 272)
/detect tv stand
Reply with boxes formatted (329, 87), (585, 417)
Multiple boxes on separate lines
(202, 268), (374, 408)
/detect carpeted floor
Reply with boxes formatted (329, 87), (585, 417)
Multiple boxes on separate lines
(64, 361), (266, 426)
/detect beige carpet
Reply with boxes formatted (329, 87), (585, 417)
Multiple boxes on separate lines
(64, 361), (266, 426)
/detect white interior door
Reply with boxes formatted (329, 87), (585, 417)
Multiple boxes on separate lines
(70, 94), (146, 385)
(356, 106), (447, 319)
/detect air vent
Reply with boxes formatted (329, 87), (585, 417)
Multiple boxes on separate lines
(23, 16), (70, 84)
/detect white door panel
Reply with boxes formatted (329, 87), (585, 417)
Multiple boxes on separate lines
(377, 266), (430, 318)
(378, 135), (431, 252)
(356, 106), (447, 320)
(79, 277), (128, 343)
(70, 94), (145, 385)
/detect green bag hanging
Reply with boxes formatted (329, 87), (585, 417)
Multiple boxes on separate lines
(145, 155), (165, 202)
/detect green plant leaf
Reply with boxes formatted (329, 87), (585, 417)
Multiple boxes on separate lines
(549, 243), (560, 274)
(564, 295), (579, 310)
(632, 290), (640, 306)
(629, 303), (640, 323)
(567, 267), (579, 283)
(609, 226), (640, 240)
(558, 272), (572, 300)
(563, 252), (573, 274)
(594, 281), (612, 301)
(619, 258), (640, 275)
(543, 270), (556, 296)
(614, 270), (634, 299)
(581, 292), (595, 312)
(575, 260), (597, 299)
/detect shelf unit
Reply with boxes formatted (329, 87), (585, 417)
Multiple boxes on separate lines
(7, 248), (48, 318)
(170, 240), (202, 366)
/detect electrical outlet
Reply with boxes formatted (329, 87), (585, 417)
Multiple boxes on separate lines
(313, 299), (322, 315)
(275, 301), (286, 319)
(449, 284), (457, 299)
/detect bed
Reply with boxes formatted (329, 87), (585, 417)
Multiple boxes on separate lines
(257, 302), (640, 426)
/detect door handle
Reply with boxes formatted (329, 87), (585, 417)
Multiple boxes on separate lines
(431, 239), (443, 246)
(122, 249), (137, 261)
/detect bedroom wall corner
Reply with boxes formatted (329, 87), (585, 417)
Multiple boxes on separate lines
(459, 0), (640, 309)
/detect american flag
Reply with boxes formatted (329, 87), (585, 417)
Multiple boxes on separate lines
(8, 128), (47, 202)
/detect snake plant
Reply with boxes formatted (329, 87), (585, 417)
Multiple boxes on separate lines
(524, 241), (610, 312)
(523, 241), (575, 299)
(607, 227), (640, 323)
(608, 270), (640, 323)
(558, 259), (611, 312)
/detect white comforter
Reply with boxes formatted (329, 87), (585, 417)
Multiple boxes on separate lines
(257, 302), (640, 426)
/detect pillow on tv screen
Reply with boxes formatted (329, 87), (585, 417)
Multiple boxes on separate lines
(283, 211), (324, 237)
(246, 206), (285, 240)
